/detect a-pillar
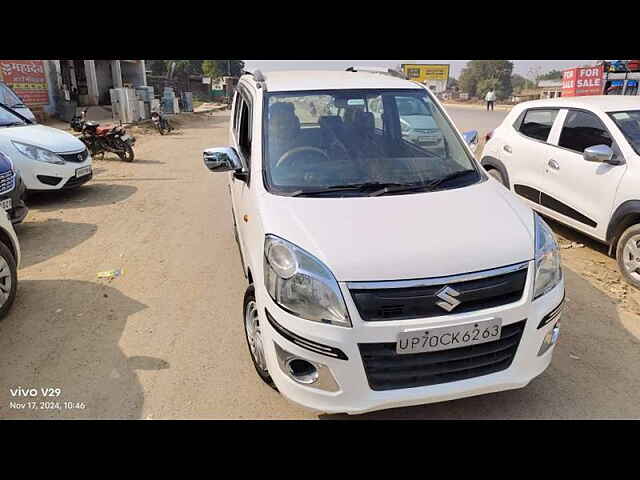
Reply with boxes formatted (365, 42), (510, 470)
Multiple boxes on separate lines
(84, 60), (99, 105)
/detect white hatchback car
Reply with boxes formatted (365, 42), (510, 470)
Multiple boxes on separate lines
(0, 205), (20, 319)
(0, 103), (93, 192)
(481, 96), (640, 288)
(204, 70), (565, 415)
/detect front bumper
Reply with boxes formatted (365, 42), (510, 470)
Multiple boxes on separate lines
(257, 260), (564, 415)
(18, 152), (92, 191)
(0, 173), (28, 224)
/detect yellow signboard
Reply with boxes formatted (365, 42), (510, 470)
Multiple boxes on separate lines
(402, 64), (450, 83)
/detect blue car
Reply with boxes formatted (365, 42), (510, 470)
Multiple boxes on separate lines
(0, 151), (28, 224)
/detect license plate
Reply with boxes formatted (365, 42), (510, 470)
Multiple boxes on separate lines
(0, 198), (11, 211)
(120, 135), (131, 142)
(419, 136), (438, 143)
(76, 166), (92, 178)
(396, 317), (502, 355)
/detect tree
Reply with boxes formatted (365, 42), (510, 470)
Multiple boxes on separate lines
(458, 60), (514, 100)
(537, 69), (563, 81)
(511, 73), (535, 93)
(202, 60), (245, 78)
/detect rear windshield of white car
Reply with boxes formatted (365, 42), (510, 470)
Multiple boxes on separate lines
(609, 110), (640, 155)
(262, 89), (481, 197)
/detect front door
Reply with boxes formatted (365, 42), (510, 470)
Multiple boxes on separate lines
(540, 108), (627, 241)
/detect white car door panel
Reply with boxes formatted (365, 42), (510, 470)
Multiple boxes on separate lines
(540, 108), (627, 241)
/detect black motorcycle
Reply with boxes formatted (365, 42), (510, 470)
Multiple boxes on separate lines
(71, 109), (136, 162)
(150, 109), (173, 135)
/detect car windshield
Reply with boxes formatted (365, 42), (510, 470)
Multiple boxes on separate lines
(0, 103), (28, 127)
(263, 89), (480, 196)
(609, 110), (640, 155)
(0, 83), (25, 108)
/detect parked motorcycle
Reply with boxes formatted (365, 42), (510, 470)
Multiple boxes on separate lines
(150, 109), (173, 135)
(70, 109), (136, 162)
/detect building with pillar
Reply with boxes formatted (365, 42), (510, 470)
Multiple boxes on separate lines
(42, 60), (147, 119)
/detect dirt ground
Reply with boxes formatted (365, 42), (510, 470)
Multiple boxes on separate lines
(0, 111), (638, 419)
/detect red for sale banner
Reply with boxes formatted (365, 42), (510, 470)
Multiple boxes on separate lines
(0, 60), (49, 105)
(562, 66), (604, 97)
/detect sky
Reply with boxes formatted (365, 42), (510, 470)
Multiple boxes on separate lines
(244, 60), (597, 80)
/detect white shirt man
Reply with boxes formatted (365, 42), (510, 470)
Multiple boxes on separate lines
(485, 90), (496, 110)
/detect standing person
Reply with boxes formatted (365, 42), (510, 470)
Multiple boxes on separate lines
(485, 88), (496, 111)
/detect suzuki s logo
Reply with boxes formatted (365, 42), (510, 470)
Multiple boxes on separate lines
(435, 286), (461, 312)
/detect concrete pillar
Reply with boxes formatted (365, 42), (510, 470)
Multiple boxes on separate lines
(84, 59), (99, 105)
(111, 60), (123, 88)
(138, 60), (147, 86)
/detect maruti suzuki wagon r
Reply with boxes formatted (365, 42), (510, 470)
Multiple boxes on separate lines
(203, 69), (565, 415)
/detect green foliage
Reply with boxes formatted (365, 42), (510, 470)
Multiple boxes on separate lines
(458, 60), (514, 100)
(537, 69), (563, 81)
(511, 73), (535, 93)
(202, 60), (246, 79)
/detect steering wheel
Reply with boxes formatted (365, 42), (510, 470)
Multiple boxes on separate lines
(275, 146), (329, 168)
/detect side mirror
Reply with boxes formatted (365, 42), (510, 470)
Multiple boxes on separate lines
(462, 130), (479, 153)
(203, 147), (243, 173)
(583, 144), (616, 164)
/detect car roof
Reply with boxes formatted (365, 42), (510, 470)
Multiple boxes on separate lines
(240, 70), (423, 93)
(514, 95), (640, 113)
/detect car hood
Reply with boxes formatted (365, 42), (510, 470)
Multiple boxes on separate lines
(0, 124), (85, 153)
(260, 180), (535, 281)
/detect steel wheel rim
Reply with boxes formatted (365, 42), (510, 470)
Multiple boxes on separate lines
(0, 256), (12, 308)
(622, 234), (640, 281)
(245, 300), (267, 373)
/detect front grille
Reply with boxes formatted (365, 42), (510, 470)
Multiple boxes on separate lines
(349, 264), (528, 321)
(0, 171), (15, 195)
(63, 171), (92, 189)
(359, 320), (526, 391)
(58, 149), (89, 163)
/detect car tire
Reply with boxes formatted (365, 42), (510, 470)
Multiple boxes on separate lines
(487, 168), (506, 187)
(243, 285), (276, 390)
(0, 240), (18, 320)
(616, 223), (640, 289)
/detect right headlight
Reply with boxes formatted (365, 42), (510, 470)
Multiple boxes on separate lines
(264, 235), (351, 327)
(533, 213), (562, 300)
(12, 141), (65, 165)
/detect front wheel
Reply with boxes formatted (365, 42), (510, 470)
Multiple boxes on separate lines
(0, 241), (18, 320)
(117, 142), (135, 162)
(616, 224), (640, 289)
(243, 285), (276, 389)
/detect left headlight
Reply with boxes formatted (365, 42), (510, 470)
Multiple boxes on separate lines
(533, 213), (562, 300)
(264, 235), (351, 327)
(12, 141), (65, 165)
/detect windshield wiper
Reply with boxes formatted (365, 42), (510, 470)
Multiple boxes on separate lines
(0, 122), (25, 127)
(369, 170), (478, 197)
(424, 169), (478, 190)
(290, 182), (412, 197)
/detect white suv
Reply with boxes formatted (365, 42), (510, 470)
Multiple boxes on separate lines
(481, 96), (640, 288)
(204, 70), (565, 415)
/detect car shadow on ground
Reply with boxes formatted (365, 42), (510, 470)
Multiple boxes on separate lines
(542, 215), (610, 255)
(320, 266), (640, 420)
(0, 279), (167, 419)
(24, 183), (138, 211)
(14, 219), (97, 269)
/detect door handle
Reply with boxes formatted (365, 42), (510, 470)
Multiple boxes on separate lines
(548, 159), (560, 170)
(503, 145), (512, 153)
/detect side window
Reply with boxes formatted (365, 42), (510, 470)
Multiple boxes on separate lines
(558, 110), (613, 153)
(519, 109), (558, 142)
(238, 94), (252, 162)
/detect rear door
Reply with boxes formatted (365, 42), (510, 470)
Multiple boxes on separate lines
(539, 108), (627, 240)
(503, 107), (561, 206)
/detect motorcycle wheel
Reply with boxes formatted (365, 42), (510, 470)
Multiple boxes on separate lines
(117, 143), (135, 162)
(157, 123), (165, 135)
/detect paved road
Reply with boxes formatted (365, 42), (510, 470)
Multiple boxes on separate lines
(1, 109), (638, 420)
